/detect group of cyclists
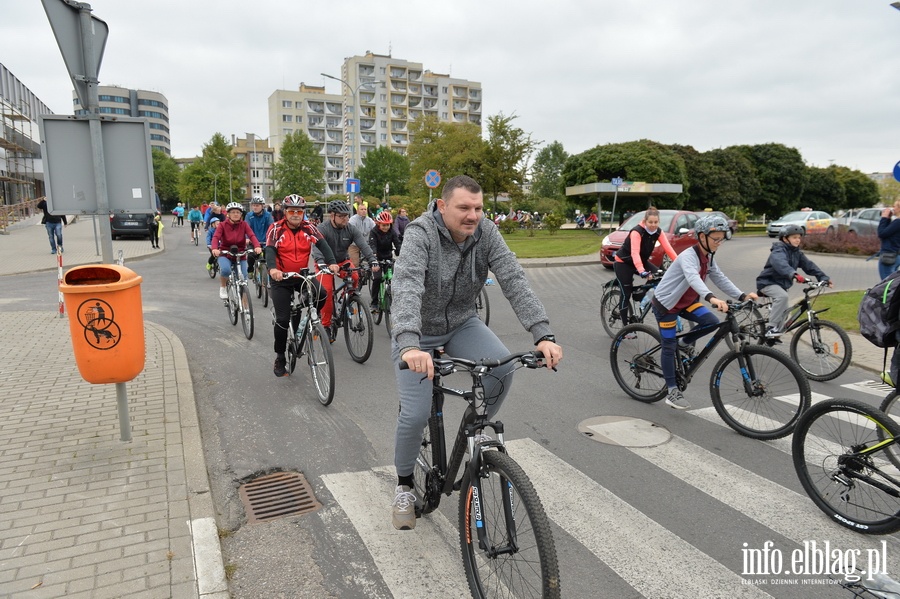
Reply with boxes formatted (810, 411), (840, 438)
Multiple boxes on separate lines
(611, 207), (832, 409)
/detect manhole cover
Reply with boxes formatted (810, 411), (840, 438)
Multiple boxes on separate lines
(578, 416), (671, 447)
(238, 471), (321, 523)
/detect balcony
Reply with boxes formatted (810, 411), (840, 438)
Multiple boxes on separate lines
(408, 109), (423, 121)
(390, 93), (407, 105)
(453, 112), (466, 122)
(326, 143), (342, 155)
(453, 86), (467, 98)
(326, 102), (342, 114)
(360, 93), (375, 104)
(469, 89), (481, 100)
(326, 117), (341, 128)
(358, 65), (375, 78)
(408, 70), (422, 81)
(391, 121), (407, 132)
(424, 85), (437, 97)
(360, 107), (375, 118)
(313, 142), (325, 154)
(469, 115), (481, 125)
(469, 102), (481, 113)
(453, 100), (467, 110)
(390, 81), (407, 92)
(408, 97), (421, 108)
(391, 134), (408, 145)
(308, 116), (324, 127)
(309, 131), (325, 141)
(390, 67), (407, 78)
(361, 133), (375, 143)
(408, 84), (421, 94)
(391, 107), (407, 119)
(423, 98), (437, 109)
(327, 157), (343, 169)
(327, 131), (341, 142)
(307, 101), (324, 114)
(360, 119), (375, 130)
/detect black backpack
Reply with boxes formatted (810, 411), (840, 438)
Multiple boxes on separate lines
(858, 270), (900, 348)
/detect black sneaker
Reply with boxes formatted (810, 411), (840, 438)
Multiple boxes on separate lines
(273, 355), (287, 377)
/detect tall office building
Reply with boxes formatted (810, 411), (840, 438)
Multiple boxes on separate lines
(73, 85), (171, 155)
(268, 83), (345, 196)
(0, 63), (52, 205)
(268, 52), (482, 196)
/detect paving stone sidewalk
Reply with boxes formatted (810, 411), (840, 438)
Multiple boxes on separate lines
(0, 312), (227, 599)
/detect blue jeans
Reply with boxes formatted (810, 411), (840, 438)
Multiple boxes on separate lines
(879, 255), (899, 281)
(45, 222), (63, 253)
(218, 257), (248, 280)
(652, 301), (719, 389)
(392, 316), (514, 477)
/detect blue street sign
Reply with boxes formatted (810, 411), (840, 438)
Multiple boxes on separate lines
(425, 169), (441, 189)
(346, 178), (360, 194)
(893, 160), (900, 183)
(611, 177), (624, 187)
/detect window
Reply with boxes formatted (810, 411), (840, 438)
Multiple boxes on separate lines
(282, 128), (293, 136)
(296, 115), (302, 123)
(295, 101), (303, 109)
(282, 100), (292, 108)
(442, 86), (448, 93)
(380, 94), (387, 101)
(252, 169), (259, 178)
(442, 99), (448, 106)
(282, 114), (292, 122)
(380, 133), (387, 141)
(380, 120), (387, 128)
(441, 112), (448, 119)
(380, 107), (387, 114)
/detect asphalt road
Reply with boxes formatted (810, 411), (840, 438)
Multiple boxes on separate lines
(3, 232), (897, 598)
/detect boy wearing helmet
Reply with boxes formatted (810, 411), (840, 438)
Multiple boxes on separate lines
(650, 215), (757, 410)
(210, 202), (262, 299)
(367, 211), (402, 310)
(755, 225), (831, 341)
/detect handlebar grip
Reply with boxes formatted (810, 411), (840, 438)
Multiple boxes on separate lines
(398, 362), (410, 371)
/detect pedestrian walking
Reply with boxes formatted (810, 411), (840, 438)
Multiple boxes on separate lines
(36, 198), (67, 254)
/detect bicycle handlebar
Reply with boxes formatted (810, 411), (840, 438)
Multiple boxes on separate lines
(399, 351), (547, 373)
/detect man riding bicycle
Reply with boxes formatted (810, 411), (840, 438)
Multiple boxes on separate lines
(367, 210), (402, 310)
(389, 175), (562, 530)
(246, 196), (274, 276)
(651, 214), (758, 410)
(266, 195), (339, 377)
(210, 202), (262, 300)
(311, 200), (380, 338)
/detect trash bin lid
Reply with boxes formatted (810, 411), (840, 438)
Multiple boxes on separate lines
(60, 264), (142, 293)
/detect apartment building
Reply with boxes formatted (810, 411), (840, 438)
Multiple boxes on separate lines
(232, 134), (275, 201)
(268, 52), (482, 196)
(74, 85), (171, 155)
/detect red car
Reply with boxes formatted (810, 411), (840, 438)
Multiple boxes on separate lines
(600, 209), (699, 270)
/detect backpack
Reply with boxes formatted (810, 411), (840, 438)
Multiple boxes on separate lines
(858, 270), (900, 348)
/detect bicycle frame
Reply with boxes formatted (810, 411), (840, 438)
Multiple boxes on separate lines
(378, 261), (393, 306)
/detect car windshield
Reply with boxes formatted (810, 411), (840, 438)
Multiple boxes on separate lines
(779, 212), (809, 222)
(619, 211), (676, 231)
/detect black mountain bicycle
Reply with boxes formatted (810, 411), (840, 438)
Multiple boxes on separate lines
(278, 272), (334, 405)
(404, 350), (560, 599)
(599, 271), (664, 338)
(742, 280), (852, 381)
(329, 265), (374, 363)
(251, 254), (270, 308)
(610, 300), (811, 439)
(792, 398), (900, 535)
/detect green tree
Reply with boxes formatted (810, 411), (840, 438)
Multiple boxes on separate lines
(177, 133), (246, 206)
(530, 141), (568, 200)
(358, 146), (410, 199)
(407, 115), (485, 199)
(151, 149), (180, 210)
(800, 167), (846, 215)
(829, 166), (880, 210)
(273, 131), (324, 198)
(879, 178), (900, 206)
(731, 143), (807, 217)
(480, 114), (538, 212)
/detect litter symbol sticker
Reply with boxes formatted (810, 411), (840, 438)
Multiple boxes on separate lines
(77, 298), (121, 349)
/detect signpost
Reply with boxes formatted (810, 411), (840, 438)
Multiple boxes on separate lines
(608, 177), (624, 233)
(893, 160), (900, 184)
(345, 178), (361, 194)
(425, 169), (441, 205)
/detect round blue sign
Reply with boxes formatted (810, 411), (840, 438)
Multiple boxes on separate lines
(425, 169), (441, 189)
(893, 160), (900, 183)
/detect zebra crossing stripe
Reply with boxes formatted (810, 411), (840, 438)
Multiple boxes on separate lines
(321, 467), (472, 598)
(506, 438), (775, 598)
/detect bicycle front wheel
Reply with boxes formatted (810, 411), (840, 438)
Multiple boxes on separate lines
(710, 345), (810, 439)
(792, 399), (900, 534)
(599, 285), (625, 338)
(610, 324), (667, 403)
(343, 295), (374, 363)
(383, 285), (393, 336)
(227, 285), (239, 325)
(239, 285), (254, 340)
(459, 450), (560, 599)
(476, 287), (491, 326)
(789, 320), (852, 382)
(877, 391), (900, 470)
(413, 390), (443, 517)
(307, 321), (335, 405)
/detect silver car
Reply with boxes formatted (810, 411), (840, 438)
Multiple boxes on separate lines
(845, 208), (882, 236)
(766, 210), (834, 237)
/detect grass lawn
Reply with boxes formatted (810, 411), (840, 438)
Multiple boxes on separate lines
(501, 229), (602, 258)
(809, 289), (866, 332)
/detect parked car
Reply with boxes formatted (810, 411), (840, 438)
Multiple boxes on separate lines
(110, 212), (154, 240)
(766, 210), (834, 238)
(845, 207), (882, 236)
(600, 209), (699, 270)
(693, 211), (737, 235)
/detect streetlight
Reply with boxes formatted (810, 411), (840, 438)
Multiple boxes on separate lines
(213, 172), (220, 204)
(218, 155), (239, 203)
(320, 73), (382, 182)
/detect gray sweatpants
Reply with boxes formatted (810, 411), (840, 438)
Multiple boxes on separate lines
(392, 316), (515, 477)
(760, 284), (790, 332)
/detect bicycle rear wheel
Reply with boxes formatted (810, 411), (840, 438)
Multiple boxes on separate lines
(877, 391), (900, 470)
(734, 304), (766, 344)
(599, 285), (626, 339)
(208, 260), (218, 279)
(792, 399), (900, 535)
(710, 345), (810, 439)
(459, 450), (560, 599)
(343, 295), (374, 363)
(476, 287), (490, 326)
(239, 285), (254, 340)
(610, 324), (667, 403)
(307, 321), (335, 405)
(789, 320), (852, 382)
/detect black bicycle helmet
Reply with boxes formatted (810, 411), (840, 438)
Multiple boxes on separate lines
(779, 224), (805, 239)
(283, 194), (306, 208)
(329, 200), (351, 215)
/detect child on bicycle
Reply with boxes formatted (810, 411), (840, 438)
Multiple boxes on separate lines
(205, 212), (225, 270)
(755, 224), (832, 342)
(613, 206), (677, 325)
(651, 215), (757, 410)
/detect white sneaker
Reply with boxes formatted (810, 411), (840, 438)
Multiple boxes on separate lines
(665, 388), (691, 410)
(391, 485), (417, 530)
(219, 288), (228, 300)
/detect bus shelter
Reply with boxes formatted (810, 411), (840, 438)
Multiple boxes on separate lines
(566, 181), (683, 231)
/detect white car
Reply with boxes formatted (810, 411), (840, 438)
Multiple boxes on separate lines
(766, 210), (834, 238)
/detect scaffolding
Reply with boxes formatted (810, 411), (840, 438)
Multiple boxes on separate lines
(0, 99), (38, 206)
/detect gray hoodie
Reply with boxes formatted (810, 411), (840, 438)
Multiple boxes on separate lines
(391, 203), (552, 351)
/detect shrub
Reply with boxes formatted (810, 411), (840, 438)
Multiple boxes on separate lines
(542, 212), (565, 235)
(498, 218), (519, 234)
(800, 230), (879, 256)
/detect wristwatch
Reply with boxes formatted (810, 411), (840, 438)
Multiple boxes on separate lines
(535, 334), (557, 346)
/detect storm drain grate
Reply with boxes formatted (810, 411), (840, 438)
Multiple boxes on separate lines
(238, 471), (322, 524)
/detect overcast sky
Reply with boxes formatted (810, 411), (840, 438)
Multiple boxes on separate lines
(4, 0), (899, 175)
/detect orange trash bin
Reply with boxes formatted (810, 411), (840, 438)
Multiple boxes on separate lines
(59, 264), (145, 384)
